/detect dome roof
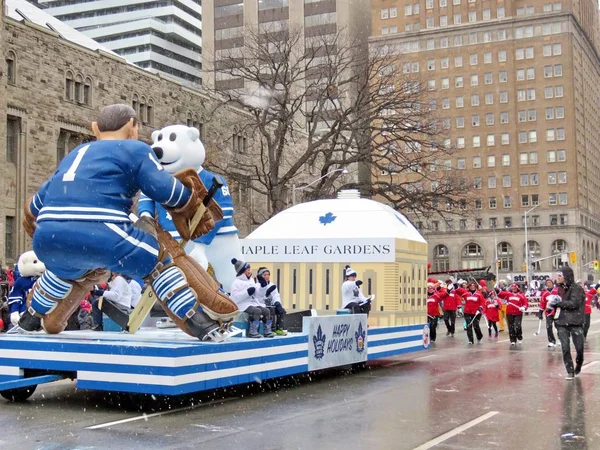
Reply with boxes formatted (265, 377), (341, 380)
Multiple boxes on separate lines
(247, 191), (426, 243)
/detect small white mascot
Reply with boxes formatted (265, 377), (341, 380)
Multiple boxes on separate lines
(8, 251), (45, 327)
(138, 125), (241, 291)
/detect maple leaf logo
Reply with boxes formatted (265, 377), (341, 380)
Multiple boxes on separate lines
(319, 212), (336, 226)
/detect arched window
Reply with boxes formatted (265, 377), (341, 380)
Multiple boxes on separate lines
(132, 93), (139, 115)
(192, 114), (204, 140)
(461, 243), (484, 269)
(551, 239), (568, 269)
(74, 74), (83, 103)
(147, 99), (154, 126)
(497, 242), (513, 271)
(65, 70), (74, 101)
(83, 77), (92, 106)
(187, 112), (193, 127)
(139, 96), (147, 124)
(433, 245), (450, 272)
(6, 50), (16, 84)
(524, 240), (541, 271)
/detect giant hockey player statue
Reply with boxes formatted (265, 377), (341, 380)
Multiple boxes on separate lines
(138, 125), (241, 292)
(15, 104), (238, 341)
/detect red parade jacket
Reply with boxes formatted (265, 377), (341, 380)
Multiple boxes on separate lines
(498, 290), (528, 315)
(463, 290), (485, 315)
(539, 289), (556, 317)
(484, 297), (501, 322)
(427, 289), (448, 317)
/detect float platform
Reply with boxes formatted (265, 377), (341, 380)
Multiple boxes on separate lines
(0, 315), (429, 399)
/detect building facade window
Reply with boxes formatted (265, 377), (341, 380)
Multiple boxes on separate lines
(497, 242), (513, 270)
(433, 244), (450, 271)
(233, 133), (247, 152)
(6, 116), (20, 164)
(551, 239), (568, 269)
(461, 243), (484, 269)
(65, 70), (74, 101)
(6, 50), (16, 84)
(4, 217), (15, 261)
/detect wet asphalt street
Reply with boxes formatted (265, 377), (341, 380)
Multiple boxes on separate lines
(1, 316), (599, 450)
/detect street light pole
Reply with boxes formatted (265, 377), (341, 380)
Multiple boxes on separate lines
(524, 200), (547, 286)
(292, 167), (348, 205)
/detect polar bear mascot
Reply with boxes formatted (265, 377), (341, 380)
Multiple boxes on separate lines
(138, 125), (241, 292)
(8, 251), (45, 327)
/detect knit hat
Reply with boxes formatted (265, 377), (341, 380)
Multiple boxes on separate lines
(257, 267), (270, 278)
(231, 258), (250, 276)
(510, 283), (520, 291)
(479, 279), (487, 288)
(427, 282), (435, 289)
(345, 265), (357, 278)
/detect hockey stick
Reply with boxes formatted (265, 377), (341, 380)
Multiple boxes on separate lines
(467, 311), (481, 328)
(101, 176), (224, 333)
(534, 317), (543, 336)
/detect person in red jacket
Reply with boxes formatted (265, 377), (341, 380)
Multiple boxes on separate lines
(584, 286), (594, 339)
(426, 281), (447, 343)
(539, 278), (557, 347)
(464, 280), (486, 345)
(479, 279), (489, 299)
(442, 278), (468, 337)
(485, 290), (501, 339)
(498, 283), (528, 346)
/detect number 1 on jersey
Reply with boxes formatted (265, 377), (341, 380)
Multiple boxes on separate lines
(62, 144), (90, 182)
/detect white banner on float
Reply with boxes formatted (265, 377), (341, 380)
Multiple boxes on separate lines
(240, 238), (395, 262)
(303, 315), (368, 371)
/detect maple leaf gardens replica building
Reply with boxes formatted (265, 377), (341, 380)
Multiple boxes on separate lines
(241, 190), (429, 327)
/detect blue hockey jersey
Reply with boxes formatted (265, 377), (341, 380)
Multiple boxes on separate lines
(30, 140), (191, 223)
(138, 167), (238, 245)
(8, 276), (36, 315)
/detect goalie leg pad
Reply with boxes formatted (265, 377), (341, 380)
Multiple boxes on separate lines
(27, 269), (109, 335)
(29, 271), (73, 317)
(152, 265), (197, 319)
(155, 225), (239, 322)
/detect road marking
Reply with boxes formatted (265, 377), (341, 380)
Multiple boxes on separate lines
(580, 361), (599, 373)
(85, 397), (238, 430)
(412, 411), (499, 450)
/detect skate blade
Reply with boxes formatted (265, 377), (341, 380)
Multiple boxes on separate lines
(6, 325), (40, 335)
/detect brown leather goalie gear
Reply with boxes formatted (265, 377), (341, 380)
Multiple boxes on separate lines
(146, 223), (239, 339)
(25, 269), (109, 334)
(166, 168), (224, 241)
(23, 196), (37, 238)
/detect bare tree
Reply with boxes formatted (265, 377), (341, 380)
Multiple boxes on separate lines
(206, 25), (471, 220)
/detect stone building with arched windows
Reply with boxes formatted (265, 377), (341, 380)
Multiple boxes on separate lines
(0, 1), (309, 265)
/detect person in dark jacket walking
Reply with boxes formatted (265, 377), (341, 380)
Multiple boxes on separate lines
(547, 266), (585, 380)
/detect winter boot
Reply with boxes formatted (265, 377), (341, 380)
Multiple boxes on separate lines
(263, 320), (276, 338)
(248, 320), (262, 338)
(275, 328), (288, 336)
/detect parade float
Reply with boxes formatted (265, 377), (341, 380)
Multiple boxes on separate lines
(0, 191), (429, 402)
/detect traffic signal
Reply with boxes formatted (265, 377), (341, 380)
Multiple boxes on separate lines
(522, 264), (527, 272)
(496, 259), (501, 268)
(594, 260), (600, 271)
(569, 252), (577, 264)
